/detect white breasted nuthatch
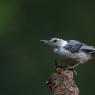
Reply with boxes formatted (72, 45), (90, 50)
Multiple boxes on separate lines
(40, 38), (95, 68)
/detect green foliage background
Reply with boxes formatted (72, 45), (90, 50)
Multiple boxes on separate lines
(0, 0), (95, 95)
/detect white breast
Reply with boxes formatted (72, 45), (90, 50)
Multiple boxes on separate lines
(53, 47), (92, 63)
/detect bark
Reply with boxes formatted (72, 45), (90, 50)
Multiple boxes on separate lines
(46, 65), (79, 95)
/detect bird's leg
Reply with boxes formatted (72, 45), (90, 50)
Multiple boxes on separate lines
(64, 63), (80, 70)
(54, 59), (68, 68)
(54, 59), (80, 69)
(54, 60), (80, 76)
(54, 59), (63, 68)
(54, 60), (58, 67)
(64, 63), (80, 76)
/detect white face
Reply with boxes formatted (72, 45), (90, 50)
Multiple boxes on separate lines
(49, 38), (68, 47)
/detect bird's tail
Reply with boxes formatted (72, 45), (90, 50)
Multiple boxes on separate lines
(82, 47), (95, 56)
(89, 51), (95, 56)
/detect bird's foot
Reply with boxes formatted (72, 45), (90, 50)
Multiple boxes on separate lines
(63, 64), (80, 77)
(54, 60), (79, 76)
(54, 60), (62, 68)
(64, 63), (80, 70)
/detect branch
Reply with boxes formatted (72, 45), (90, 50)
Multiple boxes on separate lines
(46, 65), (79, 95)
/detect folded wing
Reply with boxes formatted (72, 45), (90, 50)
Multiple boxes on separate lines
(64, 40), (83, 53)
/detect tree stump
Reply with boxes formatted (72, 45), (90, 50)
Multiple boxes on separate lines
(46, 65), (79, 95)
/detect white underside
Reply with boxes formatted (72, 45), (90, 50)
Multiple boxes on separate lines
(53, 47), (92, 64)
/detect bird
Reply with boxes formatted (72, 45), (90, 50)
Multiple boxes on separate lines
(40, 37), (95, 69)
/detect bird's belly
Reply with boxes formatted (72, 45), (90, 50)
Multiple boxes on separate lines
(53, 48), (91, 64)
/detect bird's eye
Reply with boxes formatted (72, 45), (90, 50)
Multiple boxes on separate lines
(53, 40), (57, 43)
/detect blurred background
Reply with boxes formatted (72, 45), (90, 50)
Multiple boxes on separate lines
(0, 0), (95, 95)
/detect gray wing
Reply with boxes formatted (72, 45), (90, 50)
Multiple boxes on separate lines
(64, 40), (83, 53)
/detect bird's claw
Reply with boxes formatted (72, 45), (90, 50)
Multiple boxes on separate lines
(54, 60), (79, 76)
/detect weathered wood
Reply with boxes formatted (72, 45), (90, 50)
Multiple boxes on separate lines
(47, 65), (79, 95)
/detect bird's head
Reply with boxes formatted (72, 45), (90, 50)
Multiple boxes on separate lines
(40, 38), (68, 47)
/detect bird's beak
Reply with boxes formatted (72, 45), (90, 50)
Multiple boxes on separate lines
(40, 40), (49, 44)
